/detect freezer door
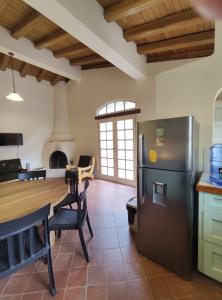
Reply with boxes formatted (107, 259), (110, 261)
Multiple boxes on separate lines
(138, 116), (195, 172)
(137, 168), (194, 279)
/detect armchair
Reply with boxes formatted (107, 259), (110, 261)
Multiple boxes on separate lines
(67, 155), (95, 183)
(78, 155), (95, 183)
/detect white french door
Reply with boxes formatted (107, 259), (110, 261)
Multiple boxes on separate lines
(98, 115), (136, 186)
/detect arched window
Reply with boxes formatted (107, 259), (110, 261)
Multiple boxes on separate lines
(96, 100), (136, 117)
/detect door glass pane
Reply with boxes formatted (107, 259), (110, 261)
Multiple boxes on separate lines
(126, 150), (133, 160)
(126, 170), (133, 180)
(118, 141), (125, 149)
(101, 166), (107, 175)
(117, 120), (124, 130)
(118, 150), (125, 159)
(107, 140), (113, 149)
(101, 150), (107, 157)
(126, 140), (133, 150)
(100, 123), (106, 131)
(125, 130), (133, 140)
(108, 168), (114, 176)
(107, 150), (113, 158)
(100, 141), (107, 149)
(108, 159), (114, 167)
(125, 119), (133, 129)
(101, 158), (107, 166)
(117, 130), (124, 140)
(118, 169), (125, 179)
(107, 122), (113, 131)
(118, 160), (125, 169)
(107, 131), (113, 140)
(126, 160), (133, 170)
(100, 132), (106, 140)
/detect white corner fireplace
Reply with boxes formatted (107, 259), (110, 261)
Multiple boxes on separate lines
(43, 82), (75, 177)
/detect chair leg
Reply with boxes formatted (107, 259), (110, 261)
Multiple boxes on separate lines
(46, 250), (56, 296)
(69, 204), (73, 210)
(78, 227), (89, 262)
(86, 214), (93, 238)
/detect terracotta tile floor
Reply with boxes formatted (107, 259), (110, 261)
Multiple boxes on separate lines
(1, 179), (222, 300)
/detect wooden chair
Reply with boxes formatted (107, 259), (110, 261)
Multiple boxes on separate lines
(78, 156), (95, 183)
(0, 205), (56, 296)
(54, 170), (78, 212)
(49, 180), (93, 262)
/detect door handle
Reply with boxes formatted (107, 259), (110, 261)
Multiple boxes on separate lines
(138, 133), (144, 167)
(139, 168), (145, 205)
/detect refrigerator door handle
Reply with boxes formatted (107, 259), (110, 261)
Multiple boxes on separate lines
(138, 133), (144, 167)
(139, 168), (145, 205)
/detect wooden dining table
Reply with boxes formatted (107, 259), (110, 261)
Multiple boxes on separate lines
(0, 178), (68, 244)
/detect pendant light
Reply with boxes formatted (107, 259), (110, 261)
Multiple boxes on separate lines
(6, 52), (24, 102)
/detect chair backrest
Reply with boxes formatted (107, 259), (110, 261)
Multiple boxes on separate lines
(78, 155), (92, 168)
(77, 180), (89, 224)
(0, 205), (50, 278)
(65, 170), (78, 199)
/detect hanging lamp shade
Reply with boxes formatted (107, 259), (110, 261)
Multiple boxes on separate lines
(6, 52), (24, 102)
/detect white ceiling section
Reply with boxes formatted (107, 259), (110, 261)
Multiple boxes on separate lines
(0, 27), (81, 81)
(23, 0), (147, 81)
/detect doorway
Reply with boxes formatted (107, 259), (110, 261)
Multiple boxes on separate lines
(98, 115), (136, 186)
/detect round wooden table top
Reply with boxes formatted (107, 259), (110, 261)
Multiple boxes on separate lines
(0, 178), (68, 223)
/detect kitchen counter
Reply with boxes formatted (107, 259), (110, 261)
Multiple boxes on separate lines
(196, 172), (222, 196)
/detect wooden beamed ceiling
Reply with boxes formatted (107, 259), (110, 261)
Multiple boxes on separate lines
(98, 0), (215, 62)
(0, 0), (215, 83)
(0, 0), (112, 84)
(0, 52), (67, 85)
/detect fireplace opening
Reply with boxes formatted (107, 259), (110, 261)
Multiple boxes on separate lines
(49, 151), (68, 169)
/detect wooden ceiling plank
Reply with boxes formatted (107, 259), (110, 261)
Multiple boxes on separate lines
(124, 9), (203, 41)
(51, 74), (61, 86)
(35, 30), (69, 50)
(11, 11), (42, 40)
(70, 54), (105, 66)
(37, 69), (47, 82)
(138, 30), (215, 54)
(20, 62), (29, 77)
(147, 46), (214, 62)
(0, 0), (10, 14)
(0, 54), (9, 71)
(54, 43), (88, 58)
(104, 0), (157, 22)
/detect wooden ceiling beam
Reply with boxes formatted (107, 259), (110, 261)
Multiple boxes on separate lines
(54, 43), (88, 58)
(82, 61), (113, 70)
(0, 54), (9, 71)
(11, 11), (42, 39)
(138, 30), (215, 55)
(35, 30), (69, 50)
(147, 46), (214, 63)
(124, 9), (203, 41)
(51, 74), (61, 86)
(104, 0), (157, 22)
(20, 62), (29, 77)
(0, 0), (10, 14)
(70, 54), (105, 66)
(37, 69), (47, 82)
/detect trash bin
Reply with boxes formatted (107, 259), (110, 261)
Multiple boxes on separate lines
(126, 197), (137, 232)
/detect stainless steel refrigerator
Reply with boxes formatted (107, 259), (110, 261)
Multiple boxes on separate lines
(137, 116), (199, 279)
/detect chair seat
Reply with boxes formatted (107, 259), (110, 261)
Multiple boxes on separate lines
(49, 209), (80, 231)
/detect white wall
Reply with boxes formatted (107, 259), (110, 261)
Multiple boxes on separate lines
(155, 22), (222, 171)
(0, 69), (53, 169)
(66, 67), (156, 168)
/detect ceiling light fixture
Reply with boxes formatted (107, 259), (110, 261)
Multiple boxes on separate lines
(6, 52), (24, 102)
